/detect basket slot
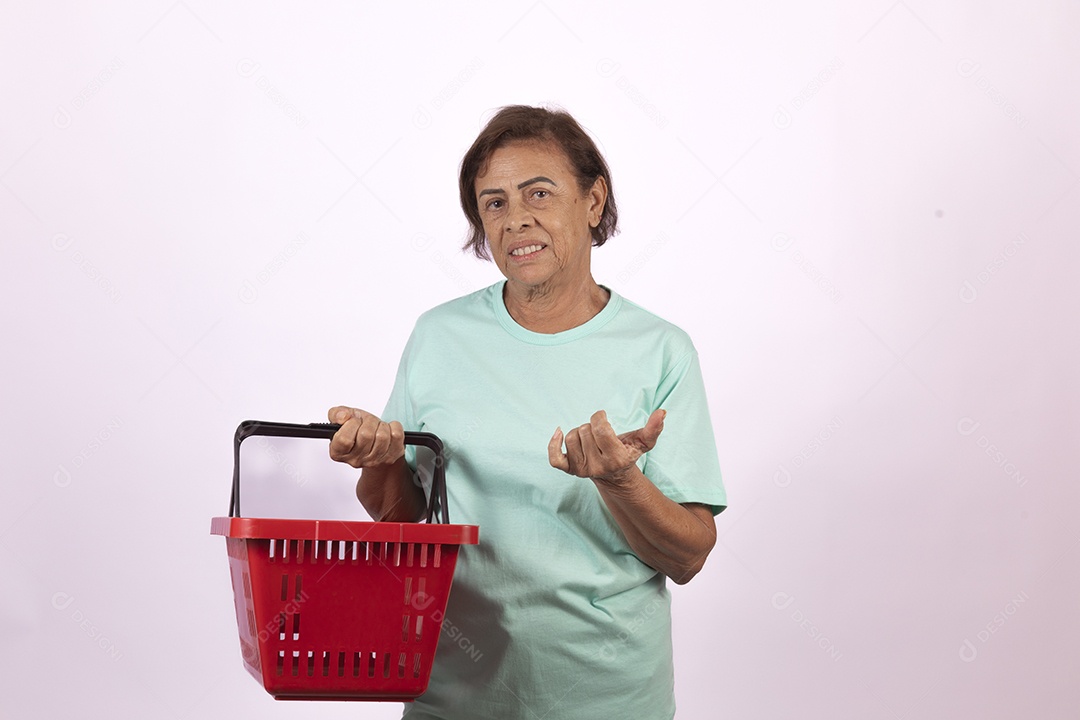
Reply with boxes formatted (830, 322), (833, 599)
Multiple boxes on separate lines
(246, 608), (257, 638)
(403, 576), (413, 605)
(413, 652), (423, 679)
(397, 652), (407, 678)
(420, 543), (428, 568)
(401, 614), (410, 643)
(293, 612), (301, 641)
(277, 650), (284, 676)
(433, 544), (442, 568)
(406, 543), (415, 567)
(368, 651), (377, 678)
(322, 650), (331, 677)
(306, 650), (315, 677)
(415, 615), (423, 643)
(352, 651), (361, 678)
(383, 652), (392, 679)
(292, 650), (300, 676)
(294, 574), (303, 602)
(280, 574), (289, 601)
(338, 650), (346, 677)
(392, 542), (401, 567)
(242, 571), (252, 599)
(277, 612), (286, 641)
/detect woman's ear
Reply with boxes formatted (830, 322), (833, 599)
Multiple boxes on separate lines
(587, 176), (608, 228)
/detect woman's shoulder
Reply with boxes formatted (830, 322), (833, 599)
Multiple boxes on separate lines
(610, 289), (697, 354)
(413, 283), (499, 330)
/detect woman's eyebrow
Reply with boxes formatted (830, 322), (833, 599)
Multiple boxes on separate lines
(478, 176), (557, 197)
(517, 176), (556, 189)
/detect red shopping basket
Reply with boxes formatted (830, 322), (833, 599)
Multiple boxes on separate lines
(211, 421), (479, 701)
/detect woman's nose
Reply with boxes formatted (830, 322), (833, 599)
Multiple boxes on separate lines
(505, 201), (532, 232)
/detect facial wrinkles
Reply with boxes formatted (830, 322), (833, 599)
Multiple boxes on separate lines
(476, 143), (595, 282)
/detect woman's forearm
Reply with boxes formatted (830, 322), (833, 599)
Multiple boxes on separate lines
(356, 457), (427, 522)
(592, 466), (717, 584)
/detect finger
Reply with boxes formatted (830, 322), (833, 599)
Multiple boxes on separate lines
(350, 415), (378, 461)
(617, 409), (667, 453)
(589, 410), (622, 454)
(369, 421), (392, 462)
(387, 420), (406, 462)
(565, 427), (587, 476)
(329, 417), (360, 461)
(580, 423), (621, 477)
(641, 409), (666, 447)
(577, 424), (598, 476)
(328, 405), (354, 424)
(548, 427), (570, 472)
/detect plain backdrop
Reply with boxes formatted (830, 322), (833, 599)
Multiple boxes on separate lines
(3, 2), (1078, 718)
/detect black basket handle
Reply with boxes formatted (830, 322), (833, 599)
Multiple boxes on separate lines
(229, 420), (449, 524)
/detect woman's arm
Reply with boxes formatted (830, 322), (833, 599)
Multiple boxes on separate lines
(549, 409), (717, 584)
(328, 406), (427, 522)
(357, 456), (427, 522)
(592, 471), (716, 584)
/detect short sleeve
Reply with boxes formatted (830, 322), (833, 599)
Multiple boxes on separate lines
(642, 349), (727, 515)
(381, 327), (420, 470)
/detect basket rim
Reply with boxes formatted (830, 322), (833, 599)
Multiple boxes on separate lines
(210, 516), (479, 544)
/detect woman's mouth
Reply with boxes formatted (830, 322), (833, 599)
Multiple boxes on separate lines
(510, 244), (545, 257)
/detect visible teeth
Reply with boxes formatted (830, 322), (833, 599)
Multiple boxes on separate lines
(511, 244), (543, 256)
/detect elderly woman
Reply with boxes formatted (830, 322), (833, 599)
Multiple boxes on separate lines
(329, 105), (725, 719)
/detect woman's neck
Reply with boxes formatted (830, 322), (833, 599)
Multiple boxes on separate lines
(503, 278), (610, 334)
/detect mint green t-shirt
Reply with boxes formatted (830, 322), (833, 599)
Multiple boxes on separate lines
(385, 282), (726, 720)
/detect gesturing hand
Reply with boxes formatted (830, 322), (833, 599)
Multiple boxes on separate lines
(548, 409), (666, 485)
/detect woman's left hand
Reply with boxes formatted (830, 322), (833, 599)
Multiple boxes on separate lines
(549, 408), (716, 583)
(548, 409), (666, 485)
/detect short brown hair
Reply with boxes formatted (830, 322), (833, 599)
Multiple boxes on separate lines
(458, 105), (619, 259)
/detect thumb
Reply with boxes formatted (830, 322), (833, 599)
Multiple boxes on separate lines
(328, 406), (363, 424)
(618, 409), (666, 453)
(642, 409), (666, 445)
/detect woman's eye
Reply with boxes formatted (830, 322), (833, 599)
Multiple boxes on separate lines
(532, 190), (549, 199)
(485, 199), (503, 211)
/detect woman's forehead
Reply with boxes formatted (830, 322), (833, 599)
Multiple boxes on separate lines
(479, 140), (573, 176)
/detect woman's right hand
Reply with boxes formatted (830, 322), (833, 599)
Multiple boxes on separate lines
(327, 406), (405, 469)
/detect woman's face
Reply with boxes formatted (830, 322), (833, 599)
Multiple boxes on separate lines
(474, 141), (606, 294)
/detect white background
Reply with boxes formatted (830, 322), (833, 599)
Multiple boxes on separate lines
(3, 2), (1078, 718)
